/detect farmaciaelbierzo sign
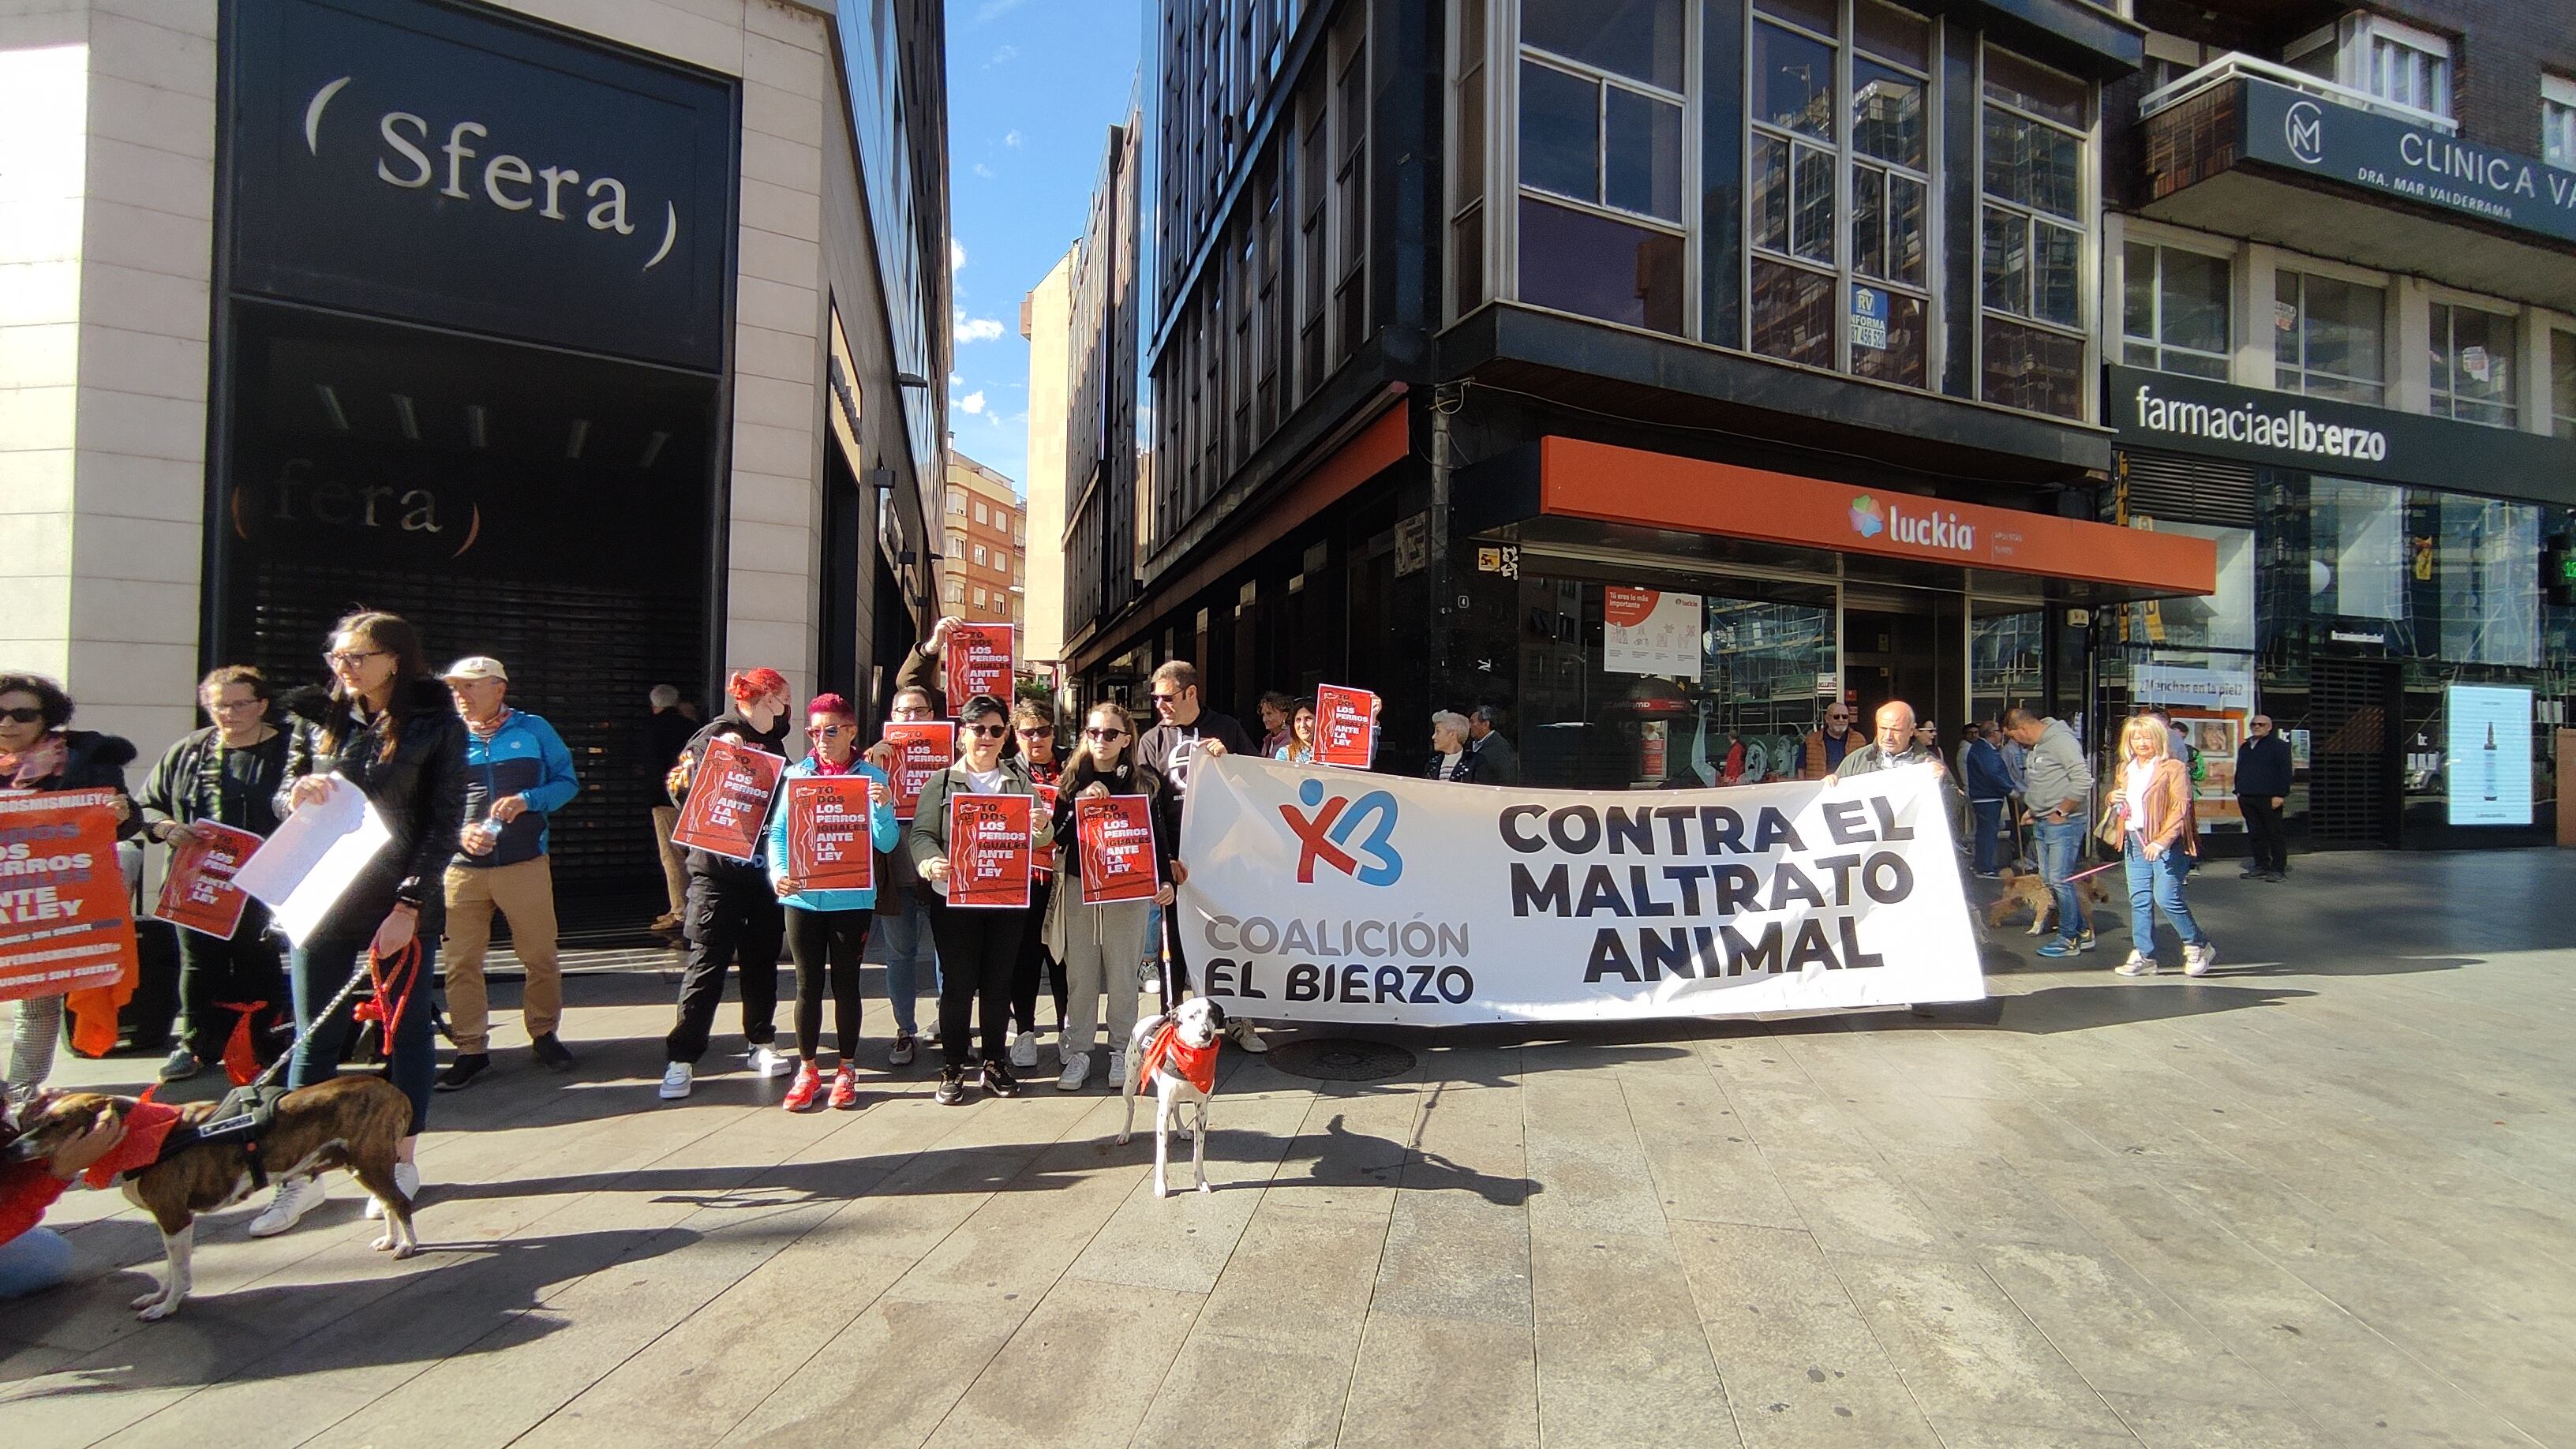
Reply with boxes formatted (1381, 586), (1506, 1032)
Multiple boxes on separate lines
(2243, 77), (2576, 245)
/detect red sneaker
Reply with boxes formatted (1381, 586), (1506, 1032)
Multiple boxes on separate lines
(829, 1064), (859, 1110)
(782, 1061), (823, 1112)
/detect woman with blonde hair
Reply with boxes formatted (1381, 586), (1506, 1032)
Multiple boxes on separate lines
(2107, 713), (2216, 978)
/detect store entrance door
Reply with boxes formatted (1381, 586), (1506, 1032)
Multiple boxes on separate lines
(1844, 597), (1966, 739)
(2310, 657), (2402, 846)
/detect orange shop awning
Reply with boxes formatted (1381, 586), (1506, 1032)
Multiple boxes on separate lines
(1530, 436), (2215, 596)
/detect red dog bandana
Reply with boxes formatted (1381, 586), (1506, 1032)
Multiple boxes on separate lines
(1136, 1020), (1219, 1096)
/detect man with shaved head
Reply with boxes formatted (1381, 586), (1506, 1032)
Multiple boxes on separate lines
(1829, 699), (1949, 781)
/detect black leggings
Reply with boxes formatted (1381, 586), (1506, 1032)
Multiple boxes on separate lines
(1009, 874), (1064, 1035)
(928, 900), (1028, 1071)
(784, 906), (872, 1061)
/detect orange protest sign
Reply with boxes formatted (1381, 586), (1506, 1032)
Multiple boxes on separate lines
(1076, 794), (1159, 904)
(0, 790), (139, 1005)
(1314, 684), (1379, 769)
(155, 822), (264, 938)
(943, 624), (1015, 711)
(885, 722), (955, 819)
(948, 793), (1033, 908)
(672, 736), (787, 863)
(785, 777), (877, 893)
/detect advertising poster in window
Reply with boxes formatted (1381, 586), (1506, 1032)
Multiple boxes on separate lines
(2446, 684), (2533, 826)
(1603, 587), (1702, 676)
(944, 624), (1016, 710)
(1314, 684), (1380, 769)
(883, 722), (956, 820)
(784, 777), (876, 893)
(155, 822), (265, 938)
(947, 794), (1034, 908)
(1075, 795), (1160, 904)
(2167, 709), (2244, 831)
(671, 736), (787, 863)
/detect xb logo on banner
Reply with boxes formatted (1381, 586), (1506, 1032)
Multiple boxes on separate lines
(1278, 779), (1404, 886)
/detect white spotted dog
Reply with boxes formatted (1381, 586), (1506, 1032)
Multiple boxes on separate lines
(1117, 997), (1226, 1197)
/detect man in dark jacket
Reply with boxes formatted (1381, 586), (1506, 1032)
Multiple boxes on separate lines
(2235, 713), (2293, 882)
(137, 665), (305, 1083)
(658, 669), (795, 1100)
(1133, 660), (1265, 1051)
(1961, 724), (2017, 878)
(1468, 706), (1520, 784)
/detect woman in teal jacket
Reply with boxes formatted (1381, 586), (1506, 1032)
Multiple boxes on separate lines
(766, 693), (900, 1111)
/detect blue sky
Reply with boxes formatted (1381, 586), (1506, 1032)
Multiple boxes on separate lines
(943, 0), (1147, 493)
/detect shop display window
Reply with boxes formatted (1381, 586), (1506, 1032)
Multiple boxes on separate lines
(2274, 270), (2387, 406)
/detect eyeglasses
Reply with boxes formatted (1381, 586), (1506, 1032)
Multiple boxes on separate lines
(0, 706), (43, 725)
(1084, 727), (1129, 741)
(1017, 725), (1055, 738)
(323, 649), (389, 669)
(1824, 713), (1849, 722)
(206, 698), (265, 713)
(964, 723), (1009, 739)
(809, 723), (852, 738)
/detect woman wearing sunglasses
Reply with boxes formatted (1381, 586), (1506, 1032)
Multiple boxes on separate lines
(1040, 702), (1175, 1091)
(250, 610), (466, 1237)
(0, 672), (140, 1107)
(904, 695), (1043, 1103)
(1004, 700), (1065, 1070)
(766, 695), (900, 1112)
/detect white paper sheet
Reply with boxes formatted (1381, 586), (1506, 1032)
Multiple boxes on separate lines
(234, 782), (395, 943)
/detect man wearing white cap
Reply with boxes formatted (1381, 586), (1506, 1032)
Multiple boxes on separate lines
(436, 656), (581, 1091)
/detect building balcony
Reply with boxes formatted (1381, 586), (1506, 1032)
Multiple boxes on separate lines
(2135, 54), (2576, 311)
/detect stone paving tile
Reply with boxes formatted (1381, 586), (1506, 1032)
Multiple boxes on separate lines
(1530, 1229), (1741, 1449)
(1336, 1315), (1537, 1449)
(923, 1276), (1206, 1449)
(1832, 1254), (2132, 1438)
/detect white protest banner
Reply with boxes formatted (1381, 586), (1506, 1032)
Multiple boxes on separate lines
(1177, 755), (1980, 1024)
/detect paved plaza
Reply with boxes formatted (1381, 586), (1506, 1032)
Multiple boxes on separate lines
(4, 849), (2571, 1448)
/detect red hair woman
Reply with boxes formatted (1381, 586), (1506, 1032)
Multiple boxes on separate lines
(658, 667), (796, 1100)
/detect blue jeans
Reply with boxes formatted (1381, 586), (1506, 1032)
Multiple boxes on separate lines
(878, 893), (938, 1035)
(2122, 837), (2208, 960)
(1971, 800), (2006, 875)
(287, 934), (438, 1137)
(0, 1227), (73, 1298)
(2032, 818), (2088, 942)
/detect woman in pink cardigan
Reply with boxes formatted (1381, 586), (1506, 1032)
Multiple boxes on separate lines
(2108, 714), (2217, 978)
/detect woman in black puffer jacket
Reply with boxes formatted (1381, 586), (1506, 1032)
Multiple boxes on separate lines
(245, 611), (465, 1239)
(0, 672), (138, 1106)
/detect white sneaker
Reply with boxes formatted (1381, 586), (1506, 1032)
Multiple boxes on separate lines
(2114, 953), (2156, 977)
(365, 1160), (421, 1220)
(247, 1176), (325, 1237)
(1057, 1051), (1089, 1091)
(658, 1061), (695, 1099)
(2183, 942), (2218, 977)
(1106, 1050), (1129, 1093)
(747, 1044), (795, 1078)
(1225, 1018), (1268, 1054)
(1009, 1031), (1039, 1069)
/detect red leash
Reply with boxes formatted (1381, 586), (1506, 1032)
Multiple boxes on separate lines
(351, 940), (424, 1046)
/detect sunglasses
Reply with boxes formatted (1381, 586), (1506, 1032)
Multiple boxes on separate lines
(2250, 722), (2272, 730)
(0, 706), (44, 724)
(1017, 725), (1055, 738)
(808, 723), (852, 738)
(964, 723), (1009, 739)
(1150, 692), (1181, 704)
(1084, 727), (1129, 741)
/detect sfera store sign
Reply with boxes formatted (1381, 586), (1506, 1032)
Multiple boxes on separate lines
(2243, 77), (2576, 245)
(223, 0), (736, 372)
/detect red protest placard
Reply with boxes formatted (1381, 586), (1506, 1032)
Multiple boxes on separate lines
(1075, 794), (1160, 904)
(1030, 781), (1058, 878)
(785, 777), (878, 893)
(884, 722), (955, 820)
(155, 822), (264, 938)
(948, 793), (1033, 908)
(0, 789), (139, 1004)
(671, 736), (787, 863)
(1315, 684), (1380, 769)
(943, 624), (1016, 711)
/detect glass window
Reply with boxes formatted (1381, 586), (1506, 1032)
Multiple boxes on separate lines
(1520, 195), (1686, 334)
(1448, 0), (1490, 322)
(2547, 74), (2576, 169)
(975, 500), (990, 524)
(945, 578), (964, 604)
(2428, 302), (2518, 428)
(1747, 1), (1931, 384)
(2126, 521), (2254, 653)
(973, 543), (987, 566)
(2552, 330), (2576, 440)
(1604, 87), (1683, 220)
(2364, 28), (2450, 117)
(974, 586), (987, 608)
(2121, 242), (2230, 380)
(1980, 46), (2091, 418)
(2437, 497), (2540, 667)
(1519, 0), (1681, 91)
(946, 536), (964, 559)
(2311, 477), (2406, 622)
(945, 489), (967, 515)
(2274, 270), (2386, 405)
(1519, 61), (1600, 201)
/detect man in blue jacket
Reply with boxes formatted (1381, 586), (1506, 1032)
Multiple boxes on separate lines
(436, 657), (582, 1090)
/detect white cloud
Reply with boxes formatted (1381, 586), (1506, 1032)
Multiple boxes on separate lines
(957, 316), (1006, 343)
(972, 162), (996, 178)
(958, 391), (987, 415)
(949, 239), (967, 272)
(975, 0), (1026, 21)
(1004, 129), (1023, 148)
(990, 46), (1020, 66)
(949, 372), (962, 384)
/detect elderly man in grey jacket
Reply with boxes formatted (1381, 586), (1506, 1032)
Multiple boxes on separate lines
(2004, 706), (2094, 957)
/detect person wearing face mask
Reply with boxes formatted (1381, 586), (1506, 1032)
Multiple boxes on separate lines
(867, 683), (943, 1065)
(249, 611), (466, 1237)
(657, 668), (796, 1101)
(0, 672), (140, 1108)
(905, 695), (1043, 1103)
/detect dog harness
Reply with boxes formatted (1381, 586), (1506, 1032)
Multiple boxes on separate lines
(1135, 1020), (1219, 1096)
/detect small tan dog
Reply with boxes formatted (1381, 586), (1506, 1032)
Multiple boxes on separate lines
(7, 1077), (419, 1320)
(1983, 866), (2117, 934)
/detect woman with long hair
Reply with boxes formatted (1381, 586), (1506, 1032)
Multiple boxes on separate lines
(1004, 698), (1065, 1069)
(1273, 698), (1317, 765)
(1041, 702), (1174, 1091)
(766, 694), (899, 1111)
(904, 694), (1042, 1103)
(249, 611), (466, 1237)
(0, 672), (138, 1107)
(2108, 713), (2217, 978)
